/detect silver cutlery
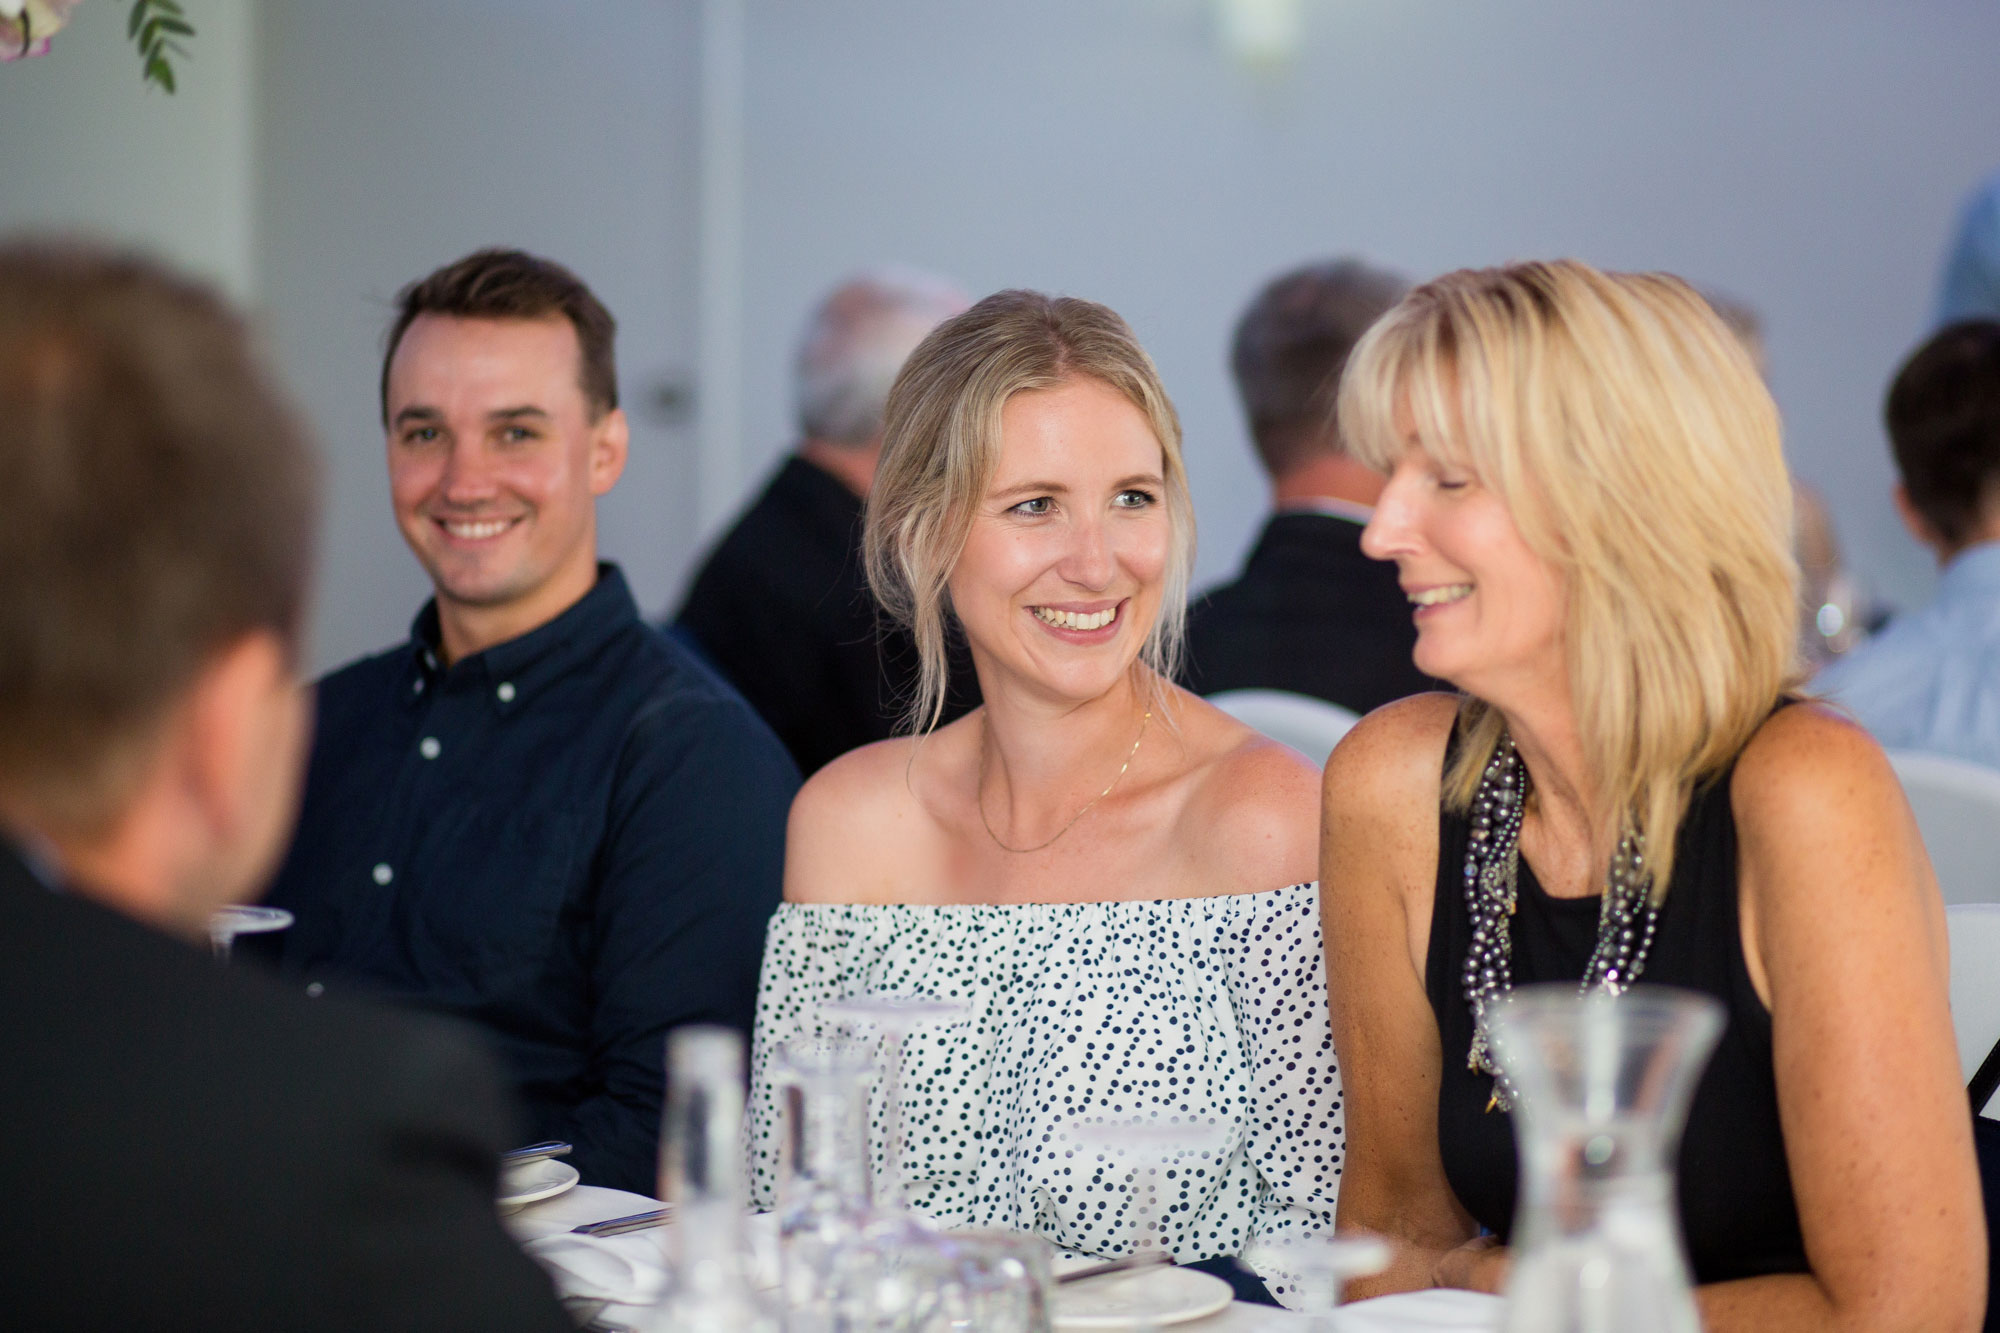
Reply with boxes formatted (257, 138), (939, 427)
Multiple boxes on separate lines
(502, 1140), (573, 1165)
(570, 1205), (675, 1236)
(1056, 1251), (1176, 1285)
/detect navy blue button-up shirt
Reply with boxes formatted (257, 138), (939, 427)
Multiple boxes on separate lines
(260, 565), (797, 1193)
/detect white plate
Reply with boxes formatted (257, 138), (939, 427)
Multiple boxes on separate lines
(499, 1157), (581, 1210)
(1052, 1265), (1235, 1329)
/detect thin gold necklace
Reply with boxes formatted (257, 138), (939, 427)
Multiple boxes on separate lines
(977, 706), (1152, 854)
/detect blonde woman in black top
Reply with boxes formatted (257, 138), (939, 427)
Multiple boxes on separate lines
(1322, 260), (1983, 1329)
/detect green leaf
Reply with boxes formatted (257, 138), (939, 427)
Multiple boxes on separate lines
(153, 0), (185, 14)
(160, 39), (191, 61)
(145, 52), (175, 93)
(128, 1), (147, 40)
(152, 16), (194, 37)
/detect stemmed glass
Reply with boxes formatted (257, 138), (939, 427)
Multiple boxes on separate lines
(1240, 1231), (1392, 1331)
(819, 993), (971, 1218)
(1062, 1116), (1231, 1333)
(206, 903), (293, 962)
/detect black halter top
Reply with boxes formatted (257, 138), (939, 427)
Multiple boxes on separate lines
(1424, 738), (1810, 1283)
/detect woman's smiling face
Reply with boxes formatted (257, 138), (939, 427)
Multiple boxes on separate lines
(949, 375), (1170, 706)
(1360, 442), (1567, 702)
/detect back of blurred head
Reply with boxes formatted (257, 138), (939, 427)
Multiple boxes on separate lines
(1231, 258), (1409, 504)
(1887, 319), (2000, 563)
(0, 243), (318, 935)
(794, 266), (968, 495)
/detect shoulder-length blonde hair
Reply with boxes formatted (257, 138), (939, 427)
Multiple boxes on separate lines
(864, 289), (1195, 735)
(1337, 259), (1799, 894)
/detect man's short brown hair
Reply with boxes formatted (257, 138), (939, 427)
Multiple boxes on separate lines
(379, 248), (619, 425)
(0, 243), (318, 830)
(1230, 258), (1409, 479)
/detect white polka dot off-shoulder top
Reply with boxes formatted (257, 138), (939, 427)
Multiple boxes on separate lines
(746, 881), (1342, 1269)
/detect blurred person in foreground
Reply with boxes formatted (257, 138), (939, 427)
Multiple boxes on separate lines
(1814, 320), (2000, 770)
(1324, 260), (1981, 1327)
(1184, 258), (1438, 713)
(746, 291), (1339, 1305)
(676, 267), (976, 774)
(0, 244), (570, 1332)
(1184, 260), (1440, 716)
(259, 248), (796, 1195)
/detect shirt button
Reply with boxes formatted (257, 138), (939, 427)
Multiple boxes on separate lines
(372, 862), (393, 885)
(419, 736), (441, 759)
(305, 982), (325, 998)
(497, 682), (516, 703)
(412, 677), (424, 694)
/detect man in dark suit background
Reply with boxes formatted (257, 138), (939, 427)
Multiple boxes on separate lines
(0, 244), (571, 1332)
(676, 268), (977, 773)
(1184, 258), (1440, 714)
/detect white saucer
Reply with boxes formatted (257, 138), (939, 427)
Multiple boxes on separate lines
(499, 1157), (581, 1210)
(1053, 1265), (1234, 1329)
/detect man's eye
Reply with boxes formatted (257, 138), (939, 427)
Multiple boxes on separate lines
(1011, 497), (1054, 516)
(1114, 489), (1156, 509)
(502, 426), (538, 443)
(403, 426), (440, 445)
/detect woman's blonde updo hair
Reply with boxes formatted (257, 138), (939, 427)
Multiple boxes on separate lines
(1337, 259), (1800, 894)
(865, 289), (1195, 735)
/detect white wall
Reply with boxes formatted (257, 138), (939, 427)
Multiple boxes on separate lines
(255, 0), (701, 673)
(732, 0), (2000, 620)
(12, 2), (1999, 672)
(0, 0), (256, 299)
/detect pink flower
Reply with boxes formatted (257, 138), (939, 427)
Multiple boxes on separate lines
(0, 0), (82, 61)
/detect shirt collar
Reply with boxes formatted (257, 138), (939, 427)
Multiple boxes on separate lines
(1275, 497), (1374, 526)
(1937, 541), (2000, 602)
(407, 562), (638, 712)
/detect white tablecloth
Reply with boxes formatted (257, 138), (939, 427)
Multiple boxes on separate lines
(504, 1186), (1503, 1331)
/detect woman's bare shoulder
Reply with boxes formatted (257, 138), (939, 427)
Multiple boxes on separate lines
(784, 731), (955, 904)
(1731, 700), (1901, 836)
(1168, 692), (1324, 888)
(1322, 691), (1460, 824)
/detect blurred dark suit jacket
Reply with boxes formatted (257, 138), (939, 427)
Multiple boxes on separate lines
(0, 842), (574, 1333)
(1184, 510), (1441, 715)
(676, 455), (978, 774)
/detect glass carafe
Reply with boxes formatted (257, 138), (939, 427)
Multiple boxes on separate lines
(1482, 985), (1723, 1333)
(639, 1025), (779, 1333)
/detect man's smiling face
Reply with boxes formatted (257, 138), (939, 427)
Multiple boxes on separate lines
(384, 313), (624, 638)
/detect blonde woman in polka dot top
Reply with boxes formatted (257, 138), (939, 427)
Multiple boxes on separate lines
(747, 291), (1341, 1294)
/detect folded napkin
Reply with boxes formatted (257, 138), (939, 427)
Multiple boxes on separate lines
(522, 1230), (669, 1310)
(1337, 1289), (1505, 1332)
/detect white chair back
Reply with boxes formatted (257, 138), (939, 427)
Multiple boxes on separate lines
(1888, 750), (2000, 907)
(1206, 689), (1361, 769)
(1947, 903), (2000, 1116)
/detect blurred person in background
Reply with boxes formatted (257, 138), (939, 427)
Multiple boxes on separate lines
(1184, 258), (1439, 714)
(1325, 261), (1979, 1328)
(676, 267), (977, 775)
(1938, 169), (2000, 326)
(1704, 291), (1880, 667)
(0, 243), (571, 1332)
(259, 248), (797, 1196)
(748, 291), (1339, 1305)
(1815, 320), (2000, 771)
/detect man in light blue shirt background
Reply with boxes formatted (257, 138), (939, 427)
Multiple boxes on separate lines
(1816, 319), (2000, 769)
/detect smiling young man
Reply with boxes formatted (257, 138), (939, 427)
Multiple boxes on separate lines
(260, 249), (798, 1195)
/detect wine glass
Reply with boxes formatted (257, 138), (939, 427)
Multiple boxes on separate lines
(206, 903), (293, 962)
(1240, 1231), (1392, 1331)
(1061, 1116), (1231, 1333)
(819, 993), (970, 1218)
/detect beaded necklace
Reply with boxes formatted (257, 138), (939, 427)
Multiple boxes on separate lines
(1461, 732), (1660, 1111)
